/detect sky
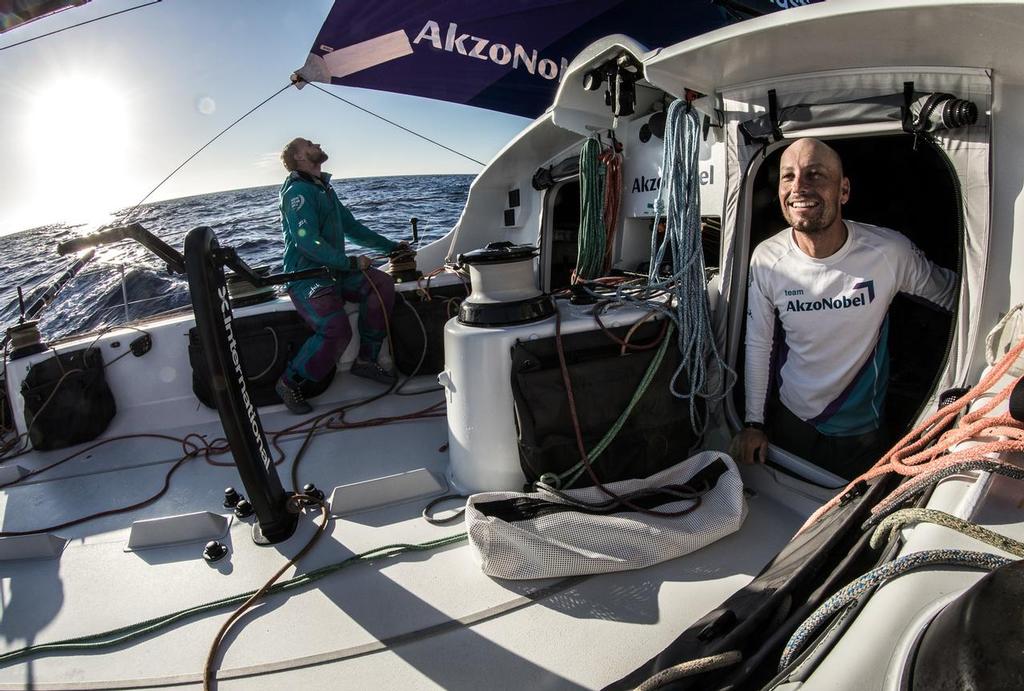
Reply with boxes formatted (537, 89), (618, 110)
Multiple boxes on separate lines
(0, 0), (529, 236)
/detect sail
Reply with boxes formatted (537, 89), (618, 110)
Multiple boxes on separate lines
(298, 0), (822, 119)
(0, 0), (89, 34)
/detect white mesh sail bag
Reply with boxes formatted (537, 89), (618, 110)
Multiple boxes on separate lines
(465, 451), (747, 580)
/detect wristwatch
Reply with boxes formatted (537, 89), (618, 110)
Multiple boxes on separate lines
(743, 421), (765, 431)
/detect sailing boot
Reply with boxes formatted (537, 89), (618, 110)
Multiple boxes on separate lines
(275, 375), (312, 415)
(350, 359), (396, 385)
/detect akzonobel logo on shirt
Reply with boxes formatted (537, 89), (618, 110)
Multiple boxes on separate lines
(785, 280), (875, 313)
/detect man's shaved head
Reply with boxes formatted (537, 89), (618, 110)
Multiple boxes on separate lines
(778, 138), (849, 236)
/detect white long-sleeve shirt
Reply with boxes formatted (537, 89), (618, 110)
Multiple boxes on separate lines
(744, 221), (957, 435)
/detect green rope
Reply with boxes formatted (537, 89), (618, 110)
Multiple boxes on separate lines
(575, 137), (607, 280)
(558, 323), (676, 488)
(870, 508), (1024, 556)
(0, 532), (467, 667)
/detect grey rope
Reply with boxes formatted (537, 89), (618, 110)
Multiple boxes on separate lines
(863, 460), (1024, 530)
(778, 549), (1013, 670)
(596, 101), (735, 434)
(870, 508), (1024, 556)
(634, 650), (743, 690)
(247, 327), (279, 381)
(123, 82), (293, 222)
(305, 81), (485, 166)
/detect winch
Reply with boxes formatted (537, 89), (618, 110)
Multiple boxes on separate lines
(456, 242), (554, 326)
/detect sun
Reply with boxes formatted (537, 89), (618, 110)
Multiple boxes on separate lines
(23, 75), (135, 223)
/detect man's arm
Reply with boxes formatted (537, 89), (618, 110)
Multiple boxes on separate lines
(734, 260), (776, 464)
(897, 237), (957, 311)
(339, 204), (398, 255)
(282, 186), (354, 270)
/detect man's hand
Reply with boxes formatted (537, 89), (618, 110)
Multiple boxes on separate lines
(730, 427), (770, 465)
(354, 255), (373, 271)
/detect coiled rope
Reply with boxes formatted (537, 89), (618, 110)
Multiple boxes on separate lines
(801, 336), (1024, 532)
(575, 137), (607, 281)
(592, 100), (734, 434)
(778, 549), (1013, 670)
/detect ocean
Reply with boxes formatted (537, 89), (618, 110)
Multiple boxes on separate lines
(0, 174), (473, 342)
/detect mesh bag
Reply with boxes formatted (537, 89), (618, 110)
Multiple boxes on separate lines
(466, 451), (746, 580)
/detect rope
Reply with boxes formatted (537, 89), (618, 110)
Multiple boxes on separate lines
(864, 460), (1024, 530)
(575, 137), (607, 281)
(0, 532), (467, 668)
(634, 650), (742, 690)
(422, 493), (469, 525)
(778, 549), (1013, 670)
(0, 0), (162, 52)
(204, 496), (329, 690)
(585, 100), (734, 434)
(555, 317), (675, 488)
(800, 336), (1024, 532)
(869, 508), (1024, 556)
(550, 306), (710, 518)
(122, 82), (293, 223)
(304, 82), (485, 166)
(601, 145), (623, 273)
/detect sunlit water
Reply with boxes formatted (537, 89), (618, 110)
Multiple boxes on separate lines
(0, 175), (472, 341)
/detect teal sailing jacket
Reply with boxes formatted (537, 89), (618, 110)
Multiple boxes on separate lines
(279, 171), (397, 298)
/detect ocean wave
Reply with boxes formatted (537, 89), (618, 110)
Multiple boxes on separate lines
(0, 175), (473, 341)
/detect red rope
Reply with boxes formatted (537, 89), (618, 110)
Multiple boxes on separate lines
(801, 337), (1024, 532)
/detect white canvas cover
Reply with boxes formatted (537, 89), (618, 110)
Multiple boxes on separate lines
(465, 451), (746, 580)
(712, 67), (992, 420)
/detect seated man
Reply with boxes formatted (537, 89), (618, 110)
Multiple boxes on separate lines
(733, 138), (957, 478)
(275, 137), (406, 414)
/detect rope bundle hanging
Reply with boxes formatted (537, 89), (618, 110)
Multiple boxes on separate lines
(601, 143), (623, 273)
(596, 100), (734, 433)
(575, 137), (607, 281)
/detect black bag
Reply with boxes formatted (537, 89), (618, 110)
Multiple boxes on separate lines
(22, 348), (117, 450)
(510, 322), (702, 488)
(391, 284), (467, 376)
(188, 311), (335, 408)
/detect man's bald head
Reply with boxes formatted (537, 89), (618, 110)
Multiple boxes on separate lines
(780, 138), (844, 177)
(778, 138), (849, 236)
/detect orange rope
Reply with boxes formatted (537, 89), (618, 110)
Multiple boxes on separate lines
(800, 336), (1024, 532)
(601, 147), (623, 273)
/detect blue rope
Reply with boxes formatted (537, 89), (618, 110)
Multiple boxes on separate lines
(778, 549), (1014, 670)
(600, 100), (734, 433)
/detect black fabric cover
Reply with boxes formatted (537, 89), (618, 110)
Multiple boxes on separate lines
(188, 311), (334, 409)
(22, 347), (116, 450)
(911, 560), (1024, 690)
(606, 474), (900, 690)
(475, 459), (728, 522)
(391, 284), (467, 376)
(511, 321), (701, 488)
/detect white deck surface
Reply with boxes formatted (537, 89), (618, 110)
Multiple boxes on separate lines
(0, 370), (817, 689)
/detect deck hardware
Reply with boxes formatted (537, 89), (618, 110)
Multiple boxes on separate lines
(302, 483), (325, 506)
(203, 540), (228, 563)
(130, 334), (152, 357)
(223, 487), (242, 509)
(234, 499), (254, 519)
(838, 480), (868, 506)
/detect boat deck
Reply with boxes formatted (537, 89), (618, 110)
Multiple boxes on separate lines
(0, 368), (826, 689)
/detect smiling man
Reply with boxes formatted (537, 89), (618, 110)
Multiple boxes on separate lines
(733, 138), (957, 478)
